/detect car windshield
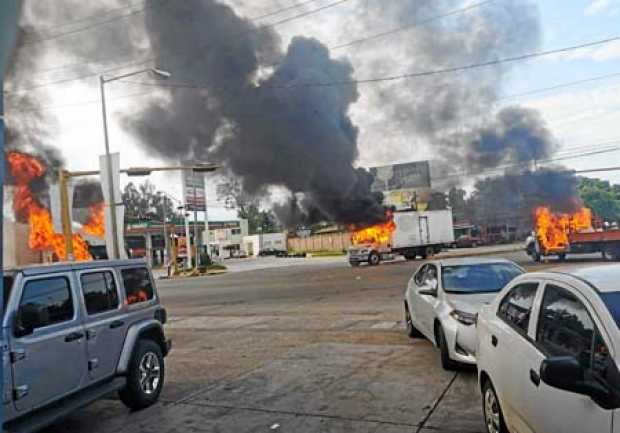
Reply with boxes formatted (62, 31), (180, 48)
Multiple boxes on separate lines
(599, 292), (620, 328)
(441, 263), (523, 294)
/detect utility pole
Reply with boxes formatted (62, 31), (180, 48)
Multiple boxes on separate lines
(161, 194), (170, 276)
(58, 169), (75, 261)
(99, 75), (120, 260)
(193, 179), (199, 270)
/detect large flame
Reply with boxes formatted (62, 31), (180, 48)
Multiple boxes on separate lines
(535, 206), (592, 252)
(83, 202), (105, 238)
(7, 151), (93, 261)
(351, 212), (396, 246)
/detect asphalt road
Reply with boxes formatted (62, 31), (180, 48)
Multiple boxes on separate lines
(43, 248), (607, 433)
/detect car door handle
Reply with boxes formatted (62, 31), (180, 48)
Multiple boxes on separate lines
(109, 320), (125, 329)
(64, 332), (84, 342)
(491, 335), (498, 347)
(530, 369), (540, 386)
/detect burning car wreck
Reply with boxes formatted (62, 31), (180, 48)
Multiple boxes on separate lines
(526, 205), (620, 261)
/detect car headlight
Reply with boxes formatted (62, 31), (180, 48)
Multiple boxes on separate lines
(359, 249), (368, 254)
(450, 310), (477, 326)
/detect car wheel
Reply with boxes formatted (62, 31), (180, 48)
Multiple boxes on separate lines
(404, 303), (423, 338)
(368, 252), (380, 266)
(436, 325), (459, 371)
(119, 339), (165, 410)
(482, 380), (508, 433)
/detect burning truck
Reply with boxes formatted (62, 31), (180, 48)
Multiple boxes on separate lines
(348, 209), (455, 266)
(526, 206), (620, 262)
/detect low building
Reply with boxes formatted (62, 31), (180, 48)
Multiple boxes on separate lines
(243, 232), (287, 256)
(124, 218), (249, 266)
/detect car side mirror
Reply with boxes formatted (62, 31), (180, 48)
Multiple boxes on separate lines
(540, 356), (584, 393)
(540, 356), (617, 408)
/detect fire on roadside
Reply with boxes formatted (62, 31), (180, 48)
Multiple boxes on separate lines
(7, 150), (94, 261)
(83, 202), (105, 238)
(534, 206), (592, 252)
(351, 212), (396, 246)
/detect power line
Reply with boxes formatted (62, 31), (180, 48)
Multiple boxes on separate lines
(330, 0), (496, 50)
(21, 1), (166, 47)
(7, 58), (154, 95)
(250, 0), (320, 21)
(13, 0), (348, 86)
(259, 0), (352, 28)
(25, 0), (149, 34)
(497, 71), (620, 100)
(117, 35), (620, 91)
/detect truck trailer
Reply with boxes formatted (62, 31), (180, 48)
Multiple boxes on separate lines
(348, 209), (455, 266)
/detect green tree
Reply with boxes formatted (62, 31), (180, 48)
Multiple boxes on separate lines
(122, 181), (175, 223)
(217, 178), (281, 234)
(448, 187), (468, 221)
(578, 177), (620, 223)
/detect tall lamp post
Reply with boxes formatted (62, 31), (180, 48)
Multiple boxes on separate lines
(100, 67), (171, 259)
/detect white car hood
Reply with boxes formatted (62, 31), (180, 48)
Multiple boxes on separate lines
(444, 292), (498, 314)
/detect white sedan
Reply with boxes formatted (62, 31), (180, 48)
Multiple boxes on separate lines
(404, 257), (523, 370)
(477, 265), (620, 433)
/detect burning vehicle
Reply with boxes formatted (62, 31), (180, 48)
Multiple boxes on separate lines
(526, 206), (620, 261)
(348, 209), (455, 266)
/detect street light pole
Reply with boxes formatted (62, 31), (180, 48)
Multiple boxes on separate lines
(99, 67), (171, 260)
(99, 75), (120, 259)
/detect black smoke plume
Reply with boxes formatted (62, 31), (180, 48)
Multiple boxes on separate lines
(123, 1), (386, 227)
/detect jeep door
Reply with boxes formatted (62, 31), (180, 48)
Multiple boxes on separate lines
(11, 272), (89, 412)
(77, 268), (128, 382)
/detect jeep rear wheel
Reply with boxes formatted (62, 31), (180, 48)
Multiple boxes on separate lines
(120, 339), (165, 410)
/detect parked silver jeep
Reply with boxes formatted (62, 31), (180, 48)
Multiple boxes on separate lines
(1, 259), (171, 433)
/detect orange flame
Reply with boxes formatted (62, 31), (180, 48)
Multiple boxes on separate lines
(7, 151), (92, 261)
(83, 202), (105, 238)
(535, 206), (592, 252)
(351, 212), (396, 246)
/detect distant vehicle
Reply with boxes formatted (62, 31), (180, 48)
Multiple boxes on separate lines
(455, 234), (484, 248)
(258, 248), (287, 257)
(348, 209), (455, 266)
(404, 258), (523, 370)
(2, 259), (171, 433)
(477, 265), (620, 433)
(237, 249), (248, 258)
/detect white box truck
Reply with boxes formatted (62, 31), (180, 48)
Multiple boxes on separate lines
(348, 209), (454, 266)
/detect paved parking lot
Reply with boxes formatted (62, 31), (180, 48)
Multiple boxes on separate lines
(44, 249), (601, 433)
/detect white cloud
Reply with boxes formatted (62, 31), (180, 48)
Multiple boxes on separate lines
(585, 0), (613, 16)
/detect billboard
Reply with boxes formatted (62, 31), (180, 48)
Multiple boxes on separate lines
(182, 171), (206, 212)
(369, 161), (432, 210)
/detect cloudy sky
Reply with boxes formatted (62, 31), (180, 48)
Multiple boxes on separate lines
(6, 0), (620, 221)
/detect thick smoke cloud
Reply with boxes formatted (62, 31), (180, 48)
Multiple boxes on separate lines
(123, 0), (385, 226)
(440, 107), (558, 172)
(9, 0), (581, 229)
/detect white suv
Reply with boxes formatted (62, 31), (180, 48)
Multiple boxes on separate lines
(404, 258), (523, 369)
(477, 265), (620, 433)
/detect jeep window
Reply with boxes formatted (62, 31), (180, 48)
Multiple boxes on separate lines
(121, 267), (154, 305)
(80, 271), (119, 314)
(498, 282), (538, 334)
(18, 277), (74, 331)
